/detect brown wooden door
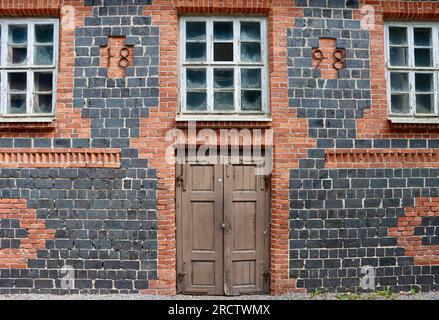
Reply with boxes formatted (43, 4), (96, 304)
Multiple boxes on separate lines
(176, 162), (224, 295)
(224, 163), (269, 295)
(177, 160), (269, 296)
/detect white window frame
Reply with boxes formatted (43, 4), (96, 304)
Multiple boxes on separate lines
(0, 18), (59, 122)
(178, 16), (269, 119)
(385, 22), (439, 123)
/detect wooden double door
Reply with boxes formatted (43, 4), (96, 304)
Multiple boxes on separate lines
(176, 161), (270, 296)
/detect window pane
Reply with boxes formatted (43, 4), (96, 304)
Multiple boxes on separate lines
(34, 94), (53, 114)
(214, 43), (233, 62)
(241, 69), (261, 89)
(187, 69), (206, 89)
(390, 72), (409, 92)
(389, 27), (407, 45)
(241, 43), (261, 62)
(415, 73), (433, 92)
(186, 43), (206, 62)
(11, 47), (27, 64)
(9, 25), (27, 44)
(35, 45), (54, 65)
(214, 69), (234, 88)
(415, 48), (432, 67)
(187, 92), (207, 111)
(8, 73), (27, 91)
(416, 94), (434, 114)
(186, 22), (206, 41)
(214, 92), (234, 111)
(414, 28), (431, 47)
(242, 91), (262, 111)
(241, 22), (261, 41)
(214, 22), (233, 41)
(391, 94), (410, 114)
(35, 73), (53, 92)
(390, 47), (408, 66)
(8, 94), (27, 114)
(35, 24), (54, 43)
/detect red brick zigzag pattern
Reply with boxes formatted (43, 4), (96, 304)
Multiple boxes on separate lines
(0, 199), (55, 269)
(388, 197), (439, 266)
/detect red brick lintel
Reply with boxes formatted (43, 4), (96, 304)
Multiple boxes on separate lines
(363, 0), (439, 20)
(0, 6), (61, 17)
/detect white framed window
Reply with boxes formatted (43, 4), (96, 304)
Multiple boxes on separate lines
(385, 22), (439, 123)
(179, 17), (269, 117)
(0, 19), (59, 120)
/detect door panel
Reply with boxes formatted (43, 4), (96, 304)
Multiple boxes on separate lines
(191, 202), (215, 251)
(192, 166), (215, 191)
(178, 163), (224, 295)
(224, 164), (267, 295)
(177, 160), (269, 296)
(234, 261), (256, 286)
(233, 202), (256, 251)
(192, 261), (215, 286)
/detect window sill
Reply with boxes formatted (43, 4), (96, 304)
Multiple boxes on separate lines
(0, 117), (56, 132)
(389, 117), (439, 124)
(0, 116), (55, 123)
(176, 114), (272, 122)
(175, 114), (272, 129)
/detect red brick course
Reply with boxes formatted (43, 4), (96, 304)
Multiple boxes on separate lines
(326, 149), (439, 169)
(0, 148), (121, 168)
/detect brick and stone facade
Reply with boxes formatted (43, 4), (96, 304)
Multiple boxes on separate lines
(0, 0), (438, 295)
